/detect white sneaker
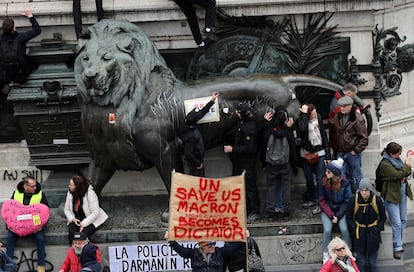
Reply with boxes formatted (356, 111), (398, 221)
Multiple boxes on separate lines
(323, 252), (329, 263)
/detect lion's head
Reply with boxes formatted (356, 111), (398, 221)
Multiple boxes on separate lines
(74, 19), (174, 109)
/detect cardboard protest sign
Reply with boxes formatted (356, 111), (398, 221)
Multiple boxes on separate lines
(184, 96), (220, 124)
(1, 199), (50, 237)
(168, 172), (247, 242)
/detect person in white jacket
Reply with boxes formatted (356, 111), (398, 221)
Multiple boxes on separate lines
(64, 175), (108, 244)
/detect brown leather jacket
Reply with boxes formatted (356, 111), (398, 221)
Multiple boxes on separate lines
(329, 108), (368, 153)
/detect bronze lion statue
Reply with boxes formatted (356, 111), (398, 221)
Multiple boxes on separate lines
(74, 20), (342, 196)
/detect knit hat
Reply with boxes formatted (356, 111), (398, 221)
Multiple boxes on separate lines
(359, 178), (379, 195)
(337, 96), (353, 106)
(236, 102), (251, 115)
(326, 158), (344, 176)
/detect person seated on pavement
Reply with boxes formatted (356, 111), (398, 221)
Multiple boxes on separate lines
(165, 231), (245, 272)
(59, 232), (103, 272)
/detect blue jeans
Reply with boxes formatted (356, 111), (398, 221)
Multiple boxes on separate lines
(302, 155), (325, 202)
(355, 248), (378, 272)
(6, 230), (46, 265)
(384, 184), (407, 252)
(321, 212), (351, 253)
(338, 152), (362, 191)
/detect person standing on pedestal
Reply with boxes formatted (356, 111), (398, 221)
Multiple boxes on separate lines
(328, 96), (368, 192)
(224, 102), (261, 223)
(172, 0), (217, 48)
(73, 0), (104, 39)
(181, 92), (219, 177)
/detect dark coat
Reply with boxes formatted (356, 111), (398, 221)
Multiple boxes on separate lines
(260, 125), (296, 171)
(0, 17), (41, 84)
(169, 241), (243, 272)
(81, 243), (102, 272)
(319, 178), (352, 220)
(328, 107), (368, 153)
(346, 192), (386, 253)
(297, 111), (331, 159)
(232, 118), (258, 164)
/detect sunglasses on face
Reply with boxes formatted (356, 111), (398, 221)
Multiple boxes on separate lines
(207, 242), (216, 246)
(335, 246), (346, 252)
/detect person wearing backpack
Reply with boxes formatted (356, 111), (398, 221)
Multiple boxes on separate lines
(224, 102), (261, 223)
(346, 178), (386, 272)
(0, 8), (41, 96)
(378, 142), (414, 259)
(261, 109), (296, 221)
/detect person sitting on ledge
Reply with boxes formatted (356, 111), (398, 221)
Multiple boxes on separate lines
(6, 176), (48, 272)
(59, 232), (103, 272)
(64, 175), (108, 245)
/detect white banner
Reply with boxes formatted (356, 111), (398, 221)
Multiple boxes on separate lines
(109, 242), (194, 272)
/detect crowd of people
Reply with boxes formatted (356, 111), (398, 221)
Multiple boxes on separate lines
(0, 7), (412, 272)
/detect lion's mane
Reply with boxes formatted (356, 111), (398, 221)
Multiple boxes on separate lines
(74, 20), (177, 170)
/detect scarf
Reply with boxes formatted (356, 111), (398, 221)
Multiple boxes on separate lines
(383, 153), (404, 170)
(335, 256), (356, 272)
(308, 118), (322, 146)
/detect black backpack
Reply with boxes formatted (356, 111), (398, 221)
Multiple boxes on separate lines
(375, 159), (385, 192)
(0, 38), (23, 74)
(265, 134), (289, 166)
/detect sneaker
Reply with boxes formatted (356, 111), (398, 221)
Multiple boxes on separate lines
(323, 252), (329, 263)
(394, 250), (403, 259)
(312, 206), (321, 215)
(302, 201), (316, 208)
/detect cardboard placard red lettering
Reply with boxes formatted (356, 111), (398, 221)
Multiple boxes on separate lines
(168, 172), (246, 242)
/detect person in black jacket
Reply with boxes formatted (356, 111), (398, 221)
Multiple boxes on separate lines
(0, 8), (41, 96)
(224, 102), (261, 222)
(168, 240), (243, 272)
(346, 178), (386, 271)
(297, 103), (331, 215)
(181, 92), (219, 177)
(261, 109), (296, 221)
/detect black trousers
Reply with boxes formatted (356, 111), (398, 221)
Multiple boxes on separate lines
(232, 159), (261, 215)
(73, 0), (104, 38)
(173, 0), (216, 45)
(68, 222), (97, 245)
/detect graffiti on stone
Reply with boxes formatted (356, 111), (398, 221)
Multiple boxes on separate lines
(277, 237), (322, 264)
(1, 169), (45, 183)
